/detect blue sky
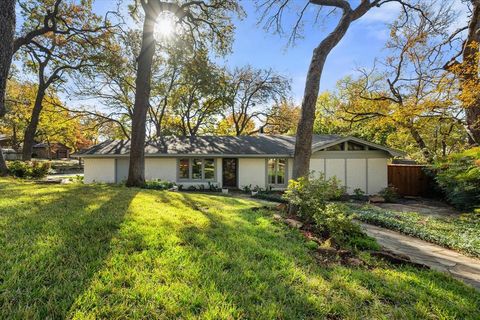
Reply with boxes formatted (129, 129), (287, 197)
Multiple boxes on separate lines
(79, 0), (468, 104)
(89, 0), (405, 102)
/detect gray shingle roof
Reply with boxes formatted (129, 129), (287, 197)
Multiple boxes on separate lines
(78, 134), (404, 157)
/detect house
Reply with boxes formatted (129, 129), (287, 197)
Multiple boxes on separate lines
(0, 134), (11, 148)
(32, 142), (71, 159)
(77, 135), (404, 194)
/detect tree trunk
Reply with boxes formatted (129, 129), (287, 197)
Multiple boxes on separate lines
(463, 0), (480, 145)
(0, 0), (15, 118)
(409, 126), (433, 163)
(22, 88), (46, 161)
(0, 0), (16, 176)
(126, 11), (158, 187)
(292, 11), (353, 179)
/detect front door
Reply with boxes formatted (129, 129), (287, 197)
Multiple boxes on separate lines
(222, 158), (238, 188)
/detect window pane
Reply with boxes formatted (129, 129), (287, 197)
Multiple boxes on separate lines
(192, 158), (202, 179)
(277, 159), (286, 184)
(179, 159), (189, 179)
(326, 144), (344, 151)
(204, 159), (215, 179)
(268, 159), (276, 184)
(348, 142), (365, 151)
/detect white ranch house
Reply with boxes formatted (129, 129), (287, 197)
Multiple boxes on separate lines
(78, 135), (404, 194)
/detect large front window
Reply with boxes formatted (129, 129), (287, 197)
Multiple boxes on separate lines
(178, 158), (215, 180)
(267, 158), (287, 186)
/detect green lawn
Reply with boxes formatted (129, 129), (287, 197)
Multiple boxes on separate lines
(352, 204), (480, 258)
(0, 179), (479, 319)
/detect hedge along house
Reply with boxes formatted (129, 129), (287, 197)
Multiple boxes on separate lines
(77, 135), (404, 194)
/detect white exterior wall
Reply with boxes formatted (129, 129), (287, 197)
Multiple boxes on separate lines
(367, 158), (388, 194)
(346, 159), (367, 193)
(325, 159), (346, 184)
(238, 158), (266, 189)
(309, 158), (325, 178)
(84, 158), (115, 183)
(145, 158), (177, 181)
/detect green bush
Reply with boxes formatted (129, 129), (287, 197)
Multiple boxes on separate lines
(378, 186), (399, 203)
(433, 147), (480, 210)
(313, 203), (367, 248)
(283, 173), (343, 222)
(7, 161), (50, 179)
(143, 180), (175, 190)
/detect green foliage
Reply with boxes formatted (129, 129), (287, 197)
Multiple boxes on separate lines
(0, 178), (478, 319)
(283, 173), (343, 222)
(143, 179), (176, 190)
(7, 160), (50, 179)
(354, 205), (480, 257)
(433, 147), (480, 210)
(378, 186), (399, 203)
(352, 188), (366, 201)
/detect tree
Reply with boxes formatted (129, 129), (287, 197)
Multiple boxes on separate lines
(127, 0), (242, 187)
(170, 49), (229, 136)
(262, 99), (300, 134)
(222, 66), (290, 136)
(0, 0), (16, 175)
(18, 0), (112, 161)
(258, 0), (424, 179)
(445, 0), (480, 144)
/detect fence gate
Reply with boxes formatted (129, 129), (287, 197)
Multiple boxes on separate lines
(387, 164), (432, 197)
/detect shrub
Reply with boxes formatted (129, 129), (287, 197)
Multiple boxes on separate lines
(433, 147), (480, 210)
(143, 180), (175, 190)
(7, 161), (50, 179)
(283, 173), (343, 222)
(352, 188), (366, 201)
(313, 203), (364, 246)
(379, 186), (399, 203)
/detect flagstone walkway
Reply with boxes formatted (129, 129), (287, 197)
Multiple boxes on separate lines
(360, 223), (480, 291)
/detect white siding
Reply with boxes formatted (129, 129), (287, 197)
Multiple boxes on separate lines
(309, 158), (325, 178)
(116, 158), (129, 183)
(288, 158), (293, 183)
(216, 158), (223, 188)
(84, 158), (115, 183)
(346, 158), (367, 193)
(145, 158), (176, 181)
(325, 159), (345, 185)
(238, 158), (266, 189)
(368, 158), (388, 194)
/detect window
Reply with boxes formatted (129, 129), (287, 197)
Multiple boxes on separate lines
(326, 143), (344, 151)
(178, 158), (215, 180)
(347, 141), (365, 151)
(267, 158), (287, 186)
(204, 159), (215, 179)
(192, 159), (202, 180)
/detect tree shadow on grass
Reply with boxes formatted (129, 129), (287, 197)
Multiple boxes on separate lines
(171, 193), (480, 319)
(0, 183), (138, 319)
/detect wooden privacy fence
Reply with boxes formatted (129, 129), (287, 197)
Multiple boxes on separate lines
(387, 164), (434, 197)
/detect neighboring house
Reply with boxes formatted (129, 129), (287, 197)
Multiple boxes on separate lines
(0, 134), (11, 148)
(77, 135), (404, 194)
(32, 142), (71, 159)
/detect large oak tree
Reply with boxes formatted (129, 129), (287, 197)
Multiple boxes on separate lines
(258, 0), (423, 179)
(126, 0), (242, 187)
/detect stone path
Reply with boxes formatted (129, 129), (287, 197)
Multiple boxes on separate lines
(360, 223), (480, 291)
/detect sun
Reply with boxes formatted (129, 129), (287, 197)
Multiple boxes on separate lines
(154, 14), (176, 40)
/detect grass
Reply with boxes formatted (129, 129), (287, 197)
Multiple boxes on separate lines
(0, 178), (479, 319)
(352, 204), (480, 258)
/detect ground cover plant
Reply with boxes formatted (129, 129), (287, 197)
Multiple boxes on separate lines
(0, 178), (479, 319)
(352, 204), (480, 258)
